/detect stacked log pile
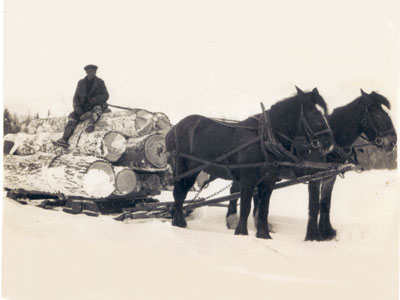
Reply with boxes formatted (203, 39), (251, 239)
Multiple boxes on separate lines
(4, 109), (173, 199)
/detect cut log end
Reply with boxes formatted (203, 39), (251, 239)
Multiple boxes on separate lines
(144, 135), (168, 168)
(115, 168), (138, 195)
(83, 161), (115, 198)
(103, 132), (127, 162)
(145, 174), (161, 190)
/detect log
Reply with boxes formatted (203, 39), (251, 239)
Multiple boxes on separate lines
(69, 130), (127, 162)
(21, 116), (68, 134)
(118, 134), (168, 171)
(140, 173), (161, 191)
(113, 167), (141, 195)
(3, 154), (116, 198)
(4, 130), (126, 163)
(4, 132), (68, 156)
(22, 110), (172, 138)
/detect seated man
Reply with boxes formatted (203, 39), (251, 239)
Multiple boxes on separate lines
(53, 64), (109, 148)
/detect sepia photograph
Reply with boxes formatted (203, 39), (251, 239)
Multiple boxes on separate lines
(2, 0), (399, 299)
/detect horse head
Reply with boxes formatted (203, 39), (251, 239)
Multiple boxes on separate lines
(359, 89), (397, 153)
(293, 87), (335, 158)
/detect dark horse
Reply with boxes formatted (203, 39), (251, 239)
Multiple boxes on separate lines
(165, 87), (335, 239)
(226, 89), (397, 241)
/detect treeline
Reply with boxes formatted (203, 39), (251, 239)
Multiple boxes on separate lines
(3, 108), (40, 136)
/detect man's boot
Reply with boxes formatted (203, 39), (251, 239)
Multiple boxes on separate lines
(53, 122), (76, 148)
(85, 106), (102, 133)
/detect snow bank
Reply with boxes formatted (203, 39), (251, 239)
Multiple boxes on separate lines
(2, 170), (398, 300)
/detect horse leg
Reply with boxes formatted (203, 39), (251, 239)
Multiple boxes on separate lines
(171, 171), (199, 228)
(226, 181), (239, 229)
(255, 180), (274, 239)
(234, 173), (257, 236)
(305, 180), (322, 241)
(319, 176), (337, 240)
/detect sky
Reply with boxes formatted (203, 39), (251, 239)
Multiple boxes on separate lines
(3, 0), (400, 124)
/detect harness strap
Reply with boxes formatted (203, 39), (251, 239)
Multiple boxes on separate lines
(177, 152), (343, 170)
(209, 118), (258, 131)
(172, 136), (260, 182)
(263, 110), (300, 162)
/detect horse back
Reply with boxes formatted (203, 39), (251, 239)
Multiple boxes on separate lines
(165, 114), (259, 162)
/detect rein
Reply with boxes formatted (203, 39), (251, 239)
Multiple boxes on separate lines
(171, 102), (337, 182)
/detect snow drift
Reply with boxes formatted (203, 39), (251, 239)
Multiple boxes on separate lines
(2, 170), (399, 300)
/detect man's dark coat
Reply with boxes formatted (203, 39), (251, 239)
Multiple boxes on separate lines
(73, 76), (109, 114)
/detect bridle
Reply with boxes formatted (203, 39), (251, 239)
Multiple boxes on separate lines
(360, 107), (396, 146)
(296, 104), (333, 150)
(260, 103), (333, 162)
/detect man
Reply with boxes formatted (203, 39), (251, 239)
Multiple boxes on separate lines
(53, 64), (109, 148)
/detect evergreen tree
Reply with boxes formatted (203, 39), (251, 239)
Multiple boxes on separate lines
(3, 108), (21, 135)
(4, 108), (12, 135)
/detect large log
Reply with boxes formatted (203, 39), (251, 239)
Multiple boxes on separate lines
(69, 130), (127, 162)
(3, 154), (116, 198)
(22, 110), (172, 138)
(113, 167), (140, 196)
(118, 134), (168, 171)
(4, 132), (68, 156)
(4, 130), (127, 163)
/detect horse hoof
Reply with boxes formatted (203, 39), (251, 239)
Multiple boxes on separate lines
(234, 228), (248, 236)
(226, 214), (239, 229)
(305, 233), (322, 242)
(256, 231), (272, 239)
(172, 218), (187, 228)
(320, 228), (337, 241)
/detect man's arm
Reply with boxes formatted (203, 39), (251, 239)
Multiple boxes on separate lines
(73, 81), (84, 115)
(92, 79), (109, 105)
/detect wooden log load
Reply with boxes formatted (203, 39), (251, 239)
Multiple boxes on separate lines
(118, 134), (168, 171)
(21, 116), (68, 134)
(21, 109), (172, 138)
(4, 132), (67, 155)
(4, 153), (116, 198)
(4, 130), (127, 163)
(68, 130), (127, 162)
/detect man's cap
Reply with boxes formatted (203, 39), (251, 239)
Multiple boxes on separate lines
(84, 64), (98, 71)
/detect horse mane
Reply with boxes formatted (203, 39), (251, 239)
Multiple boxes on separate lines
(267, 94), (305, 143)
(270, 94), (301, 115)
(328, 97), (366, 145)
(370, 91), (391, 109)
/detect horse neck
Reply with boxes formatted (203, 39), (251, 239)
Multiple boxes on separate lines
(269, 103), (298, 144)
(328, 100), (365, 147)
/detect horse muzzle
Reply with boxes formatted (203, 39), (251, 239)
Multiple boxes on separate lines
(377, 134), (397, 153)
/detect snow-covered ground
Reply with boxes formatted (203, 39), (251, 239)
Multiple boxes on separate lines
(2, 170), (399, 300)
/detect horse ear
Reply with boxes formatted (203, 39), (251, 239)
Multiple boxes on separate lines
(312, 87), (319, 95)
(295, 86), (305, 96)
(360, 89), (369, 97)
